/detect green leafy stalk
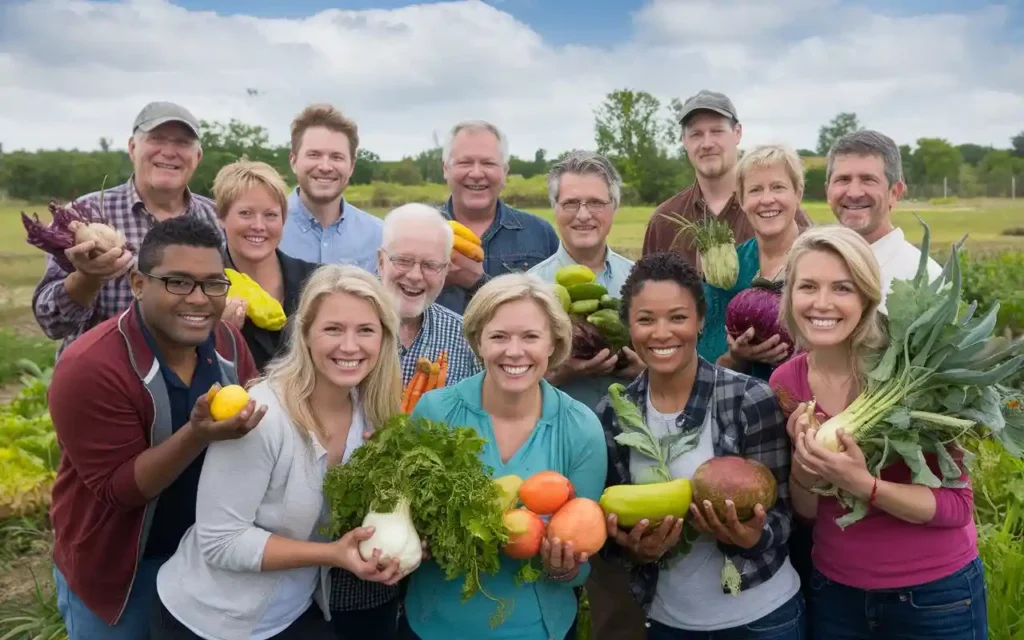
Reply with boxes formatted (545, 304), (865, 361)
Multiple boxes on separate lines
(322, 414), (521, 626)
(812, 215), (1024, 528)
(658, 211), (739, 289)
(608, 383), (699, 484)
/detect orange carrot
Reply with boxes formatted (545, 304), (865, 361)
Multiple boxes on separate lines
(406, 358), (433, 412)
(436, 350), (449, 389)
(400, 372), (423, 413)
(425, 361), (441, 392)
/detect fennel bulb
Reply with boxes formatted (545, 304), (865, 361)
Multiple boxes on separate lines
(358, 497), (423, 573)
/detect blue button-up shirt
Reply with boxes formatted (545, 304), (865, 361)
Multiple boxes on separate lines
(435, 197), (560, 314)
(279, 188), (383, 275)
(529, 244), (636, 413)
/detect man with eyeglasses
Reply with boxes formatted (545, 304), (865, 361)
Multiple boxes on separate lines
(529, 150), (645, 414)
(32, 101), (220, 361)
(47, 216), (263, 640)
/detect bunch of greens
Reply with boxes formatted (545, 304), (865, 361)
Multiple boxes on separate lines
(322, 413), (516, 625)
(810, 216), (1024, 528)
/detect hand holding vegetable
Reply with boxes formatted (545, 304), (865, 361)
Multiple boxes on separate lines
(222, 298), (248, 329)
(726, 327), (790, 365)
(65, 241), (135, 282)
(445, 249), (485, 291)
(329, 526), (406, 585)
(605, 513), (684, 563)
(795, 427), (873, 499)
(615, 347), (646, 380)
(540, 536), (586, 580)
(547, 348), (618, 385)
(190, 384), (267, 443)
(689, 499), (767, 549)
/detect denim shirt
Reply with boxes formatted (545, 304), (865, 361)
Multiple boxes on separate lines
(435, 197), (559, 314)
(279, 188), (383, 275)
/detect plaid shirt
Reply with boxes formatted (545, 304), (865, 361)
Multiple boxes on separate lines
(31, 176), (219, 360)
(597, 356), (793, 612)
(398, 303), (480, 385)
(329, 303), (480, 612)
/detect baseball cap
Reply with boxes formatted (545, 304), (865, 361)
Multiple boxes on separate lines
(132, 101), (201, 138)
(678, 90), (738, 125)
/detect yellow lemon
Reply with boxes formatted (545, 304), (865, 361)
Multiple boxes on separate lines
(209, 384), (250, 421)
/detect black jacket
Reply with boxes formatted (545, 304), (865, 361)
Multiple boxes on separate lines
(225, 248), (320, 372)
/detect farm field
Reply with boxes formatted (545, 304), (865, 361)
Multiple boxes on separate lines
(0, 196), (1023, 639)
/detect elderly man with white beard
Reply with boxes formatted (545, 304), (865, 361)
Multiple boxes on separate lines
(378, 203), (481, 385)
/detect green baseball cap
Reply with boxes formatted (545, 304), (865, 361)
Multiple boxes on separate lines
(132, 101), (201, 138)
(678, 90), (738, 125)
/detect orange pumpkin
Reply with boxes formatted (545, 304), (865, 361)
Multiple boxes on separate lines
(546, 498), (608, 555)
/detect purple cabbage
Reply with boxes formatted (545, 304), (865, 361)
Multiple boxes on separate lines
(21, 200), (132, 273)
(725, 281), (792, 350)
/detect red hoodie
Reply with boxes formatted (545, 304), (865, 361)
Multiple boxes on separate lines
(47, 304), (258, 625)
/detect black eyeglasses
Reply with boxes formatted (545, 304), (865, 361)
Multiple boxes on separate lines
(382, 251), (449, 276)
(140, 272), (231, 297)
(559, 199), (611, 214)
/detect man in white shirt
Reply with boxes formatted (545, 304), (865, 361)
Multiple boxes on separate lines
(825, 130), (942, 313)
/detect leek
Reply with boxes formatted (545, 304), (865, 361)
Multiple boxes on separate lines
(811, 216), (1024, 528)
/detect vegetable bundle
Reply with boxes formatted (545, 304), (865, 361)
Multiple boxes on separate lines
(21, 196), (131, 273)
(449, 221), (484, 262)
(810, 217), (1024, 528)
(400, 352), (447, 413)
(661, 211), (739, 290)
(322, 413), (512, 624)
(553, 265), (629, 363)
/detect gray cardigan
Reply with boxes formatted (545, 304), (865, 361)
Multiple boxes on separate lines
(155, 380), (366, 638)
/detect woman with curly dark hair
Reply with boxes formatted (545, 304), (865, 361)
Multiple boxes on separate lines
(597, 251), (806, 639)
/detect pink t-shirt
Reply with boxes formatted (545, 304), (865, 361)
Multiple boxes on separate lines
(769, 353), (978, 590)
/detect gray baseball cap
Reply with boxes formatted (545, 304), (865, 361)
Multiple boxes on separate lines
(678, 90), (738, 124)
(132, 101), (201, 137)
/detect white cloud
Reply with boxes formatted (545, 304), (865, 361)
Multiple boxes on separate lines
(0, 0), (1021, 161)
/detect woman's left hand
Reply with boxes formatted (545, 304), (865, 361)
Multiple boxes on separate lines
(727, 327), (791, 365)
(689, 500), (767, 549)
(795, 427), (874, 497)
(540, 537), (587, 580)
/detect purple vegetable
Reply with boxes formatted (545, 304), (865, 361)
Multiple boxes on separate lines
(571, 316), (607, 361)
(725, 283), (792, 351)
(21, 200), (132, 273)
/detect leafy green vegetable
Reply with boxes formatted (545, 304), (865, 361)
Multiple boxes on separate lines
(810, 216), (1024, 528)
(608, 383), (698, 484)
(659, 210), (740, 289)
(321, 413), (516, 625)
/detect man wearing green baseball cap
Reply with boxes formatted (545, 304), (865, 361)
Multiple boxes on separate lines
(32, 100), (219, 361)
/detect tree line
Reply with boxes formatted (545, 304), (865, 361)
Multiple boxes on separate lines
(0, 90), (1021, 205)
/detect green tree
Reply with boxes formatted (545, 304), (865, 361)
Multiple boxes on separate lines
(350, 149), (381, 185)
(1012, 131), (1024, 158)
(389, 158), (424, 185)
(913, 138), (963, 184)
(594, 89), (665, 184)
(956, 143), (991, 166)
(816, 112), (861, 156)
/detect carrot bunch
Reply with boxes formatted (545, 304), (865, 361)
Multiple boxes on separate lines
(400, 350), (448, 414)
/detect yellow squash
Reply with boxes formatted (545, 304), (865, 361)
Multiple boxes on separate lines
(225, 268), (287, 331)
(599, 477), (693, 528)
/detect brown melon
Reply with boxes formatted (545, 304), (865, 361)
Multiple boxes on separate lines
(691, 456), (777, 522)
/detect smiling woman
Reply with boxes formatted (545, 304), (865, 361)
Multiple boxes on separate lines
(213, 160), (321, 372)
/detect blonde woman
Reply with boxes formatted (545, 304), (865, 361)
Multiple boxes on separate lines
(213, 160), (320, 371)
(703, 144), (812, 381)
(152, 265), (406, 640)
(402, 273), (608, 640)
(770, 227), (986, 639)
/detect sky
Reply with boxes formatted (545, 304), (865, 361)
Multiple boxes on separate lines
(1, 0), (1022, 161)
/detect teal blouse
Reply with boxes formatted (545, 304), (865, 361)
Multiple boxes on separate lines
(696, 238), (776, 381)
(406, 372), (608, 640)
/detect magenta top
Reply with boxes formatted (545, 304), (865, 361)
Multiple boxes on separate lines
(769, 353), (978, 590)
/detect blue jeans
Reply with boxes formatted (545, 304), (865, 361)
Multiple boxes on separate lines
(54, 557), (165, 640)
(647, 592), (806, 639)
(809, 557), (988, 639)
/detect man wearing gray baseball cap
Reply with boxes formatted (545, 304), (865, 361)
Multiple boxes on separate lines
(33, 100), (219, 363)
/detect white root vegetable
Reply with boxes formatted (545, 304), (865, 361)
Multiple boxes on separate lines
(70, 220), (126, 254)
(357, 497), (423, 573)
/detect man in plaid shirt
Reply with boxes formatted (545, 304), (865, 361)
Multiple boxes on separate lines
(328, 202), (479, 637)
(32, 101), (219, 360)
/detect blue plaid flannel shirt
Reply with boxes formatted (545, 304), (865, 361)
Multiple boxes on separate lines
(597, 356), (793, 612)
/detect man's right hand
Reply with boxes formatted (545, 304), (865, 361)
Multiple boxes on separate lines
(65, 241), (135, 281)
(189, 386), (267, 443)
(546, 348), (618, 385)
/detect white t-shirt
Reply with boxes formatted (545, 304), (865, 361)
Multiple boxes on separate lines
(627, 390), (800, 631)
(871, 227), (942, 315)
